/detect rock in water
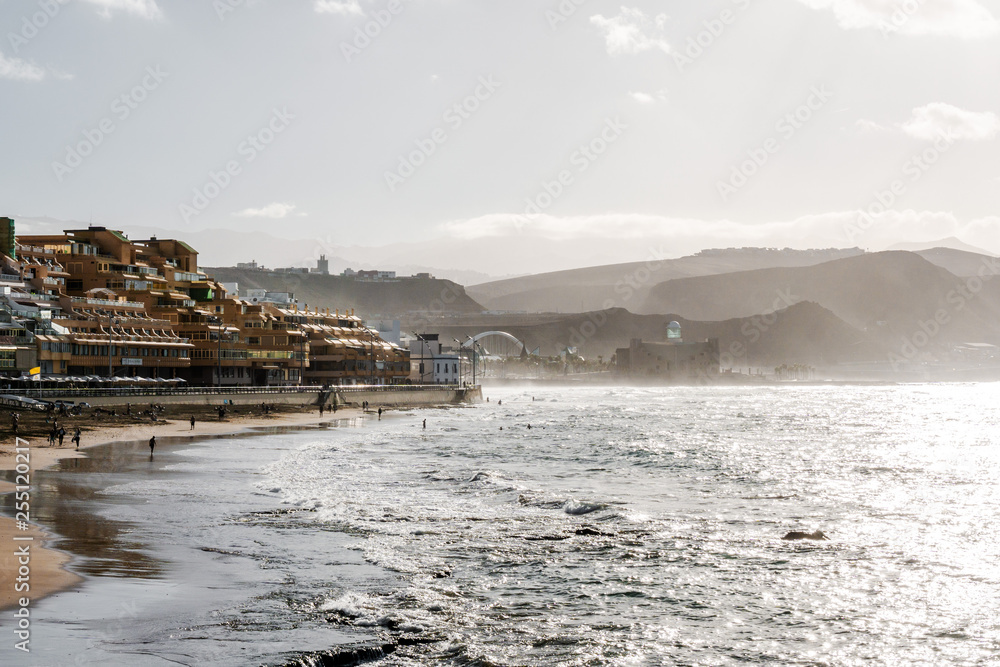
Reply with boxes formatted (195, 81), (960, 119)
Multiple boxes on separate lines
(782, 530), (829, 541)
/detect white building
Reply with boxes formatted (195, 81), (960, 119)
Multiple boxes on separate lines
(374, 319), (401, 346)
(406, 333), (467, 384)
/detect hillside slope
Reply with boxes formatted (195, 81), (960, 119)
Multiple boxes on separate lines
(205, 268), (484, 318)
(641, 251), (1000, 345)
(915, 247), (1000, 277)
(416, 302), (885, 366)
(466, 248), (864, 313)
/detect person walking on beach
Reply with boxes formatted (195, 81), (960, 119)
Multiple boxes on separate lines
(11, 412), (19, 434)
(378, 407), (382, 421)
(319, 403), (324, 416)
(48, 426), (57, 446)
(58, 427), (66, 446)
(149, 435), (156, 456)
(72, 427), (81, 449)
(190, 415), (196, 430)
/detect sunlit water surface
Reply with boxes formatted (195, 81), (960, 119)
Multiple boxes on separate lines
(14, 384), (1000, 666)
(263, 384), (1000, 665)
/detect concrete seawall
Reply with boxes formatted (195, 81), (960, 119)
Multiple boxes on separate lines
(30, 386), (482, 409)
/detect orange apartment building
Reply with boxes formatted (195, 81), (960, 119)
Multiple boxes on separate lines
(12, 225), (409, 385)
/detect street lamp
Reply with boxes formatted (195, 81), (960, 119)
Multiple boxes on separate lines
(210, 316), (232, 389)
(299, 330), (305, 386)
(369, 327), (374, 386)
(453, 338), (465, 386)
(412, 332), (430, 384)
(464, 335), (478, 387)
(107, 315), (121, 379)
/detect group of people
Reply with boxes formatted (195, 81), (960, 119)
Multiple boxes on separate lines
(361, 402), (384, 420)
(47, 423), (83, 448)
(10, 411), (85, 447)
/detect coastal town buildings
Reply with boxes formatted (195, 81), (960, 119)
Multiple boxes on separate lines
(614, 322), (720, 381)
(1, 220), (409, 385)
(407, 333), (466, 384)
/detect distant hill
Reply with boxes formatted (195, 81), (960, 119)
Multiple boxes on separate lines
(205, 267), (484, 318)
(914, 247), (1000, 277)
(413, 302), (886, 366)
(641, 251), (1000, 346)
(888, 237), (996, 256)
(466, 247), (865, 313)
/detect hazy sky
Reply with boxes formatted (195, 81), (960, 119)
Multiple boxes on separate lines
(2, 0), (999, 267)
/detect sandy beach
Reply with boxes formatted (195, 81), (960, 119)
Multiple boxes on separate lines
(0, 404), (364, 612)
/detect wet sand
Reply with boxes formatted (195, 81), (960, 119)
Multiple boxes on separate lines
(0, 406), (364, 612)
(0, 520), (82, 611)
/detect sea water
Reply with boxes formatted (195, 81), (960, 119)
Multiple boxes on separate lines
(7, 384), (1000, 666)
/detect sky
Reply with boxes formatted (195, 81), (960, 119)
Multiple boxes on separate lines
(2, 0), (999, 276)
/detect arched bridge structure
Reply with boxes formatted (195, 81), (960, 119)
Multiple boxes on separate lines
(460, 331), (527, 359)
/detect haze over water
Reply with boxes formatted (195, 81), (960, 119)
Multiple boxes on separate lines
(10, 384), (1000, 666)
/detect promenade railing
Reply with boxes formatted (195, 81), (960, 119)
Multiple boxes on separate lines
(1, 384), (473, 400)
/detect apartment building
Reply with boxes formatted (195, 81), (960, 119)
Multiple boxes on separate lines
(6, 222), (409, 385)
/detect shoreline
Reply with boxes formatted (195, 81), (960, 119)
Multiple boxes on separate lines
(0, 406), (366, 612)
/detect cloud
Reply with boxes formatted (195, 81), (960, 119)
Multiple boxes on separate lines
(314, 0), (366, 16)
(232, 202), (304, 219)
(0, 52), (46, 81)
(855, 118), (886, 133)
(796, 0), (999, 38)
(900, 103), (1000, 141)
(82, 0), (163, 20)
(630, 90), (667, 104)
(590, 8), (670, 56)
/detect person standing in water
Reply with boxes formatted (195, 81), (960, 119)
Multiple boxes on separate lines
(190, 415), (196, 430)
(149, 435), (156, 456)
(378, 407), (383, 421)
(422, 419), (426, 429)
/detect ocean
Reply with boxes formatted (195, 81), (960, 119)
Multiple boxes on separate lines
(6, 384), (1000, 666)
